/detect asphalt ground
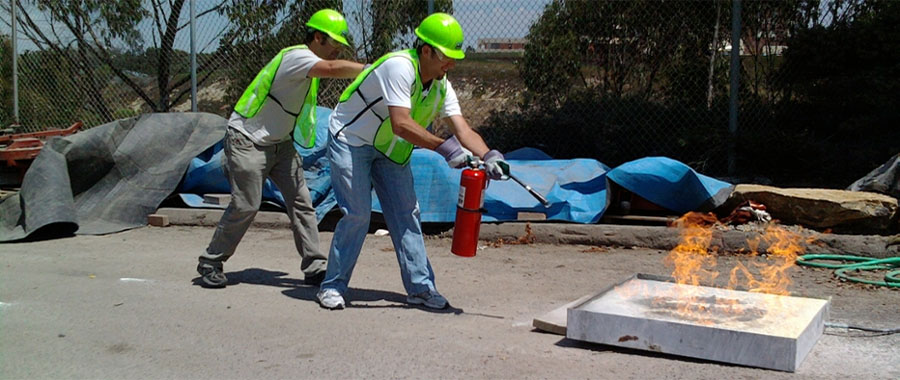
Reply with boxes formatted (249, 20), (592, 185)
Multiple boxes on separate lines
(2, 223), (898, 379)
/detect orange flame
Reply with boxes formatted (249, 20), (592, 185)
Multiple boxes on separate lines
(663, 212), (720, 322)
(655, 212), (806, 323)
(727, 225), (803, 295)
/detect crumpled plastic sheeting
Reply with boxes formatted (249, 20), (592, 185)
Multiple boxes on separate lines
(374, 149), (612, 223)
(848, 153), (900, 199)
(0, 113), (226, 242)
(607, 157), (734, 214)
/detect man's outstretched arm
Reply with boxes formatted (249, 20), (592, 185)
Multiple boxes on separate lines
(309, 60), (364, 79)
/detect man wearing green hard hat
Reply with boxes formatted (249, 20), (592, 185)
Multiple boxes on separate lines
(196, 9), (364, 289)
(317, 13), (511, 310)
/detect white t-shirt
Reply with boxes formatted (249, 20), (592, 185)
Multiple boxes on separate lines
(228, 48), (322, 145)
(329, 55), (462, 147)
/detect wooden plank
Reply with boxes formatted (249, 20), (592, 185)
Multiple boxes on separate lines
(602, 214), (677, 225)
(532, 294), (595, 335)
(517, 212), (547, 221)
(147, 214), (170, 227)
(203, 194), (231, 205)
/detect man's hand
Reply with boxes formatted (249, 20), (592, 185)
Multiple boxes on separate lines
(483, 150), (510, 180)
(435, 136), (469, 169)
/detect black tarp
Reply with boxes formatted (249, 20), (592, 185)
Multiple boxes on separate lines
(0, 113), (226, 242)
(848, 153), (900, 199)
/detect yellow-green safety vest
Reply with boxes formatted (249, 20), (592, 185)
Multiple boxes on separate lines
(233, 45), (319, 148)
(338, 49), (447, 165)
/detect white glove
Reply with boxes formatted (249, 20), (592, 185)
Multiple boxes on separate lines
(483, 150), (509, 180)
(435, 136), (469, 169)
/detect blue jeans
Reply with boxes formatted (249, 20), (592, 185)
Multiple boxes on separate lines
(320, 135), (436, 296)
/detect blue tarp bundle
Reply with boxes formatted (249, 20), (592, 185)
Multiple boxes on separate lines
(607, 157), (734, 214)
(176, 107), (733, 223)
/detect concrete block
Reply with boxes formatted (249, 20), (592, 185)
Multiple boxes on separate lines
(567, 273), (829, 372)
(203, 194), (231, 205)
(147, 214), (170, 227)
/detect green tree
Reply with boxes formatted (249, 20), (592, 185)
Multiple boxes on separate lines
(351, 0), (453, 60)
(13, 0), (231, 119)
(756, 0), (899, 186)
(520, 1), (724, 109)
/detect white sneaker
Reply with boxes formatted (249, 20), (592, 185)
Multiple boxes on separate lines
(317, 289), (345, 310)
(407, 289), (448, 309)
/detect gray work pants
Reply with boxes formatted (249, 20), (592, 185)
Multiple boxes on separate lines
(201, 128), (326, 277)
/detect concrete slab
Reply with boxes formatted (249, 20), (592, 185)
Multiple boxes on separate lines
(567, 274), (829, 372)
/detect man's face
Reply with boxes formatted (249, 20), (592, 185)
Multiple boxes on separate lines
(421, 45), (456, 80)
(319, 34), (343, 60)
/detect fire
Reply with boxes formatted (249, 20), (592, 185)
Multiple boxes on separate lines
(661, 212), (721, 322)
(728, 225), (805, 295)
(666, 212), (719, 288)
(656, 212), (806, 323)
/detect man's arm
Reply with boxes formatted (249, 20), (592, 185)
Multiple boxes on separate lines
(386, 108), (490, 156)
(444, 114), (490, 158)
(308, 60), (364, 79)
(387, 106), (444, 149)
(445, 114), (509, 180)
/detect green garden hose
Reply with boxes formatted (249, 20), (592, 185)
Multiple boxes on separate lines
(796, 254), (900, 288)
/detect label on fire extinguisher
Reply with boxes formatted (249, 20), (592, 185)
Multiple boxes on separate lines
(458, 186), (485, 209)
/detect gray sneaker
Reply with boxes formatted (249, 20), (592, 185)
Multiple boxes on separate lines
(197, 259), (227, 288)
(407, 289), (448, 309)
(317, 289), (345, 310)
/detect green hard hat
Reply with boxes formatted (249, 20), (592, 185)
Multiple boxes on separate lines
(415, 13), (465, 60)
(306, 9), (349, 47)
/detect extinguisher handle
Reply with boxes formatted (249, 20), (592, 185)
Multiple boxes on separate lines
(465, 156), (483, 168)
(509, 173), (551, 208)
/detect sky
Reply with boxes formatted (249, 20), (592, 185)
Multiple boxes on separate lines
(3, 0), (551, 55)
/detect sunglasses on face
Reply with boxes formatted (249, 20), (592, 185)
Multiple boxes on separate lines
(432, 47), (454, 64)
(324, 35), (343, 49)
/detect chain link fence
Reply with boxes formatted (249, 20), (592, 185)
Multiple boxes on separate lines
(1, 0), (895, 187)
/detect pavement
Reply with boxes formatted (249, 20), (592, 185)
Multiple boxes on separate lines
(1, 209), (898, 379)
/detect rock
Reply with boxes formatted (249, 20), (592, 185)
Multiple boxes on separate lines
(721, 184), (898, 233)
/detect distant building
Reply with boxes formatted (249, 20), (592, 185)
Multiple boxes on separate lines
(476, 38), (527, 53)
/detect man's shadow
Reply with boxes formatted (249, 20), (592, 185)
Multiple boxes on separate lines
(193, 267), (463, 314)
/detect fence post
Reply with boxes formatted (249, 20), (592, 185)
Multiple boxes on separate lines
(428, 0), (434, 14)
(728, 0), (741, 176)
(11, 0), (18, 125)
(190, 0), (197, 112)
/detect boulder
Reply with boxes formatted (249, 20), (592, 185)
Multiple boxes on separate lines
(720, 184), (898, 233)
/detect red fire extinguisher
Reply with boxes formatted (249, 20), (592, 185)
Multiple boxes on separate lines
(451, 165), (487, 257)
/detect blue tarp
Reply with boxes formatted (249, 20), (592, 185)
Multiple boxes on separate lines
(176, 106), (732, 223)
(381, 149), (611, 223)
(607, 157), (734, 214)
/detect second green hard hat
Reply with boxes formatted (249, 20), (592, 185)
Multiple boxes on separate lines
(306, 9), (349, 47)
